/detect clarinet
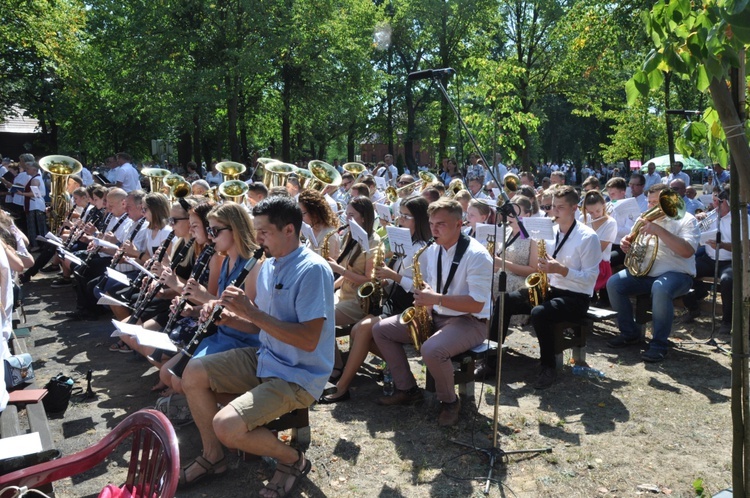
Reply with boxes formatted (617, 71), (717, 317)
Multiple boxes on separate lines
(56, 203), (78, 237)
(169, 248), (264, 378)
(63, 207), (101, 251)
(74, 214), (129, 278)
(155, 243), (216, 331)
(110, 217), (148, 268)
(128, 232), (182, 311)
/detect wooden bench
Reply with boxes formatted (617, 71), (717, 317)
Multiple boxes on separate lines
(265, 408), (310, 450)
(1, 332), (57, 493)
(425, 341), (500, 399)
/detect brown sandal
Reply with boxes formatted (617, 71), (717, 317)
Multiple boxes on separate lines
(178, 455), (226, 487)
(259, 450), (311, 498)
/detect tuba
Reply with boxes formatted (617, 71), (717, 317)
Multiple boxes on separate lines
(141, 167), (171, 193)
(262, 161), (298, 188)
(525, 240), (550, 306)
(357, 242), (385, 315)
(624, 188), (686, 277)
(342, 162), (367, 180)
(218, 179), (249, 203)
(446, 178), (466, 198)
(399, 240), (434, 351)
(39, 155), (83, 234)
(216, 161), (246, 181)
(306, 160), (342, 192)
(503, 172), (520, 196)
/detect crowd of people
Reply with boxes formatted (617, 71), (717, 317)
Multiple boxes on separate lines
(0, 149), (739, 495)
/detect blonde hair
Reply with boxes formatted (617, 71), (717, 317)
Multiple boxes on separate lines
(207, 202), (259, 259)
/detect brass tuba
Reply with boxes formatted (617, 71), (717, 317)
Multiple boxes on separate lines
(342, 162), (367, 180)
(306, 160), (342, 192)
(39, 155), (83, 234)
(399, 240), (434, 351)
(624, 188), (686, 277)
(218, 179), (249, 203)
(141, 167), (171, 193)
(446, 178), (466, 198)
(503, 172), (520, 196)
(525, 240), (550, 306)
(262, 161), (298, 188)
(357, 242), (385, 315)
(216, 161), (246, 181)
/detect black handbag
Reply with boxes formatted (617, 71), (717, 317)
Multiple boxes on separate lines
(42, 373), (81, 415)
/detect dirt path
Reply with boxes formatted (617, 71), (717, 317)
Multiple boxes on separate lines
(19, 274), (732, 497)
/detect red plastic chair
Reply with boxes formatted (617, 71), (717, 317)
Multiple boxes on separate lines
(0, 409), (179, 498)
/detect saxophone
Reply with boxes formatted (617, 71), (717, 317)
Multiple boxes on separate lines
(357, 242), (385, 315)
(320, 225), (347, 260)
(525, 240), (550, 306)
(399, 240), (434, 352)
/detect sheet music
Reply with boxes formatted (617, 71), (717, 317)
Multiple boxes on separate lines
(97, 293), (131, 308)
(38, 235), (63, 249)
(135, 330), (178, 352)
(60, 249), (83, 266)
(374, 176), (387, 190)
(386, 226), (413, 261)
(0, 432), (43, 460)
(700, 228), (718, 245)
(375, 203), (393, 223)
(110, 319), (144, 337)
(699, 194), (714, 208)
(520, 217), (555, 240)
(93, 238), (119, 250)
(474, 223), (498, 249)
(301, 222), (317, 247)
(44, 232), (63, 244)
(611, 197), (641, 220)
(124, 257), (156, 279)
(349, 219), (370, 252)
(30, 185), (41, 198)
(106, 267), (131, 286)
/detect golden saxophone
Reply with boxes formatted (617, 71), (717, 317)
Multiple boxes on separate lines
(525, 239), (550, 306)
(357, 241), (385, 315)
(320, 225), (347, 260)
(399, 240), (434, 352)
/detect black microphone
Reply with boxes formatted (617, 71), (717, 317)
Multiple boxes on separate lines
(407, 68), (456, 81)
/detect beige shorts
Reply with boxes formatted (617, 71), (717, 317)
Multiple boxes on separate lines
(201, 347), (315, 430)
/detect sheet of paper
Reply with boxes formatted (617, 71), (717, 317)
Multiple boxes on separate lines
(0, 432), (43, 460)
(474, 223), (499, 250)
(135, 330), (178, 352)
(44, 232), (63, 244)
(124, 257), (156, 279)
(37, 236), (62, 249)
(93, 238), (119, 250)
(106, 267), (131, 286)
(300, 222), (317, 247)
(520, 217), (555, 240)
(374, 203), (392, 223)
(700, 228), (719, 245)
(492, 188), (502, 200)
(611, 197), (641, 219)
(97, 293), (131, 308)
(110, 319), (145, 338)
(374, 176), (387, 190)
(386, 225), (413, 261)
(700, 194), (714, 208)
(60, 249), (83, 266)
(349, 219), (370, 252)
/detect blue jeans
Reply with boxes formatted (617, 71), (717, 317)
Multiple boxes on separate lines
(607, 269), (693, 352)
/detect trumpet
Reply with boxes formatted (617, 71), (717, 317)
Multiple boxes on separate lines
(698, 209), (719, 232)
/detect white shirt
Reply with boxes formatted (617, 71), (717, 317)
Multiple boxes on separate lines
(12, 171), (29, 206)
(80, 168), (94, 186)
(485, 163), (508, 186)
(115, 218), (149, 273)
(662, 171), (691, 186)
(609, 199), (636, 243)
(590, 217), (618, 262)
(105, 213), (134, 244)
(114, 163), (141, 192)
(706, 212), (748, 262)
(25, 174), (46, 212)
(644, 172), (662, 189)
(422, 236), (493, 319)
(647, 213), (699, 277)
(634, 194), (648, 213)
(543, 221), (601, 295)
(375, 165), (398, 186)
(0, 247), (10, 411)
(206, 171), (223, 186)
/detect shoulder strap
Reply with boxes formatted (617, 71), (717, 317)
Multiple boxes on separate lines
(440, 233), (471, 295)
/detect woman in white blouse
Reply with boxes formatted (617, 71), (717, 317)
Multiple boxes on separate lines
(581, 190), (618, 304)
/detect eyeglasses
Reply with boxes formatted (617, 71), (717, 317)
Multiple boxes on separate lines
(541, 205), (552, 210)
(207, 226), (232, 237)
(398, 213), (414, 220)
(168, 217), (189, 225)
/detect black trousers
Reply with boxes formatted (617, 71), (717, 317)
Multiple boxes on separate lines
(72, 255), (112, 312)
(492, 287), (590, 368)
(682, 253), (732, 322)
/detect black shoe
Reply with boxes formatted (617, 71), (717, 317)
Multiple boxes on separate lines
(19, 273), (30, 284)
(50, 277), (72, 288)
(533, 366), (556, 390)
(641, 349), (667, 363)
(65, 311), (97, 321)
(40, 264), (60, 274)
(318, 390), (351, 404)
(474, 359), (496, 380)
(607, 335), (641, 349)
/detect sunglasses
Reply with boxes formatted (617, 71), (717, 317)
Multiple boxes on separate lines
(168, 217), (189, 225)
(207, 226), (232, 237)
(541, 204), (552, 210)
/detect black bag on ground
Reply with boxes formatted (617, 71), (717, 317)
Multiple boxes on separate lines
(42, 373), (79, 415)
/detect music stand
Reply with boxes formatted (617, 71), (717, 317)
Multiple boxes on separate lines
(421, 69), (551, 494)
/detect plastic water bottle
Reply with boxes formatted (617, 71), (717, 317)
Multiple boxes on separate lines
(572, 365), (605, 379)
(382, 366), (395, 396)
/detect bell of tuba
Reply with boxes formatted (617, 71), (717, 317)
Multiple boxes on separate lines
(624, 188), (686, 277)
(163, 174), (189, 200)
(262, 161), (298, 188)
(141, 167), (171, 194)
(342, 162), (367, 180)
(215, 161), (246, 181)
(503, 172), (520, 196)
(39, 155), (83, 234)
(306, 160), (342, 192)
(218, 179), (249, 204)
(446, 178), (466, 198)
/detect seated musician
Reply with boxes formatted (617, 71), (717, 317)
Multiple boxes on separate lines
(606, 183), (699, 362)
(464, 198), (495, 238)
(499, 185), (601, 389)
(298, 189), (340, 259)
(320, 196), (431, 404)
(372, 199), (493, 427)
(159, 202), (261, 394)
(680, 185), (739, 335)
(581, 190), (618, 306)
(606, 177), (634, 269)
(179, 196), (334, 494)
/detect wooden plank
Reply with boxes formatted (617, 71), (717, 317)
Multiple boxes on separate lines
(9, 337), (28, 355)
(0, 405), (21, 438)
(26, 403), (54, 451)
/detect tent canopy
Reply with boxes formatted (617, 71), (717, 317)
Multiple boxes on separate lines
(640, 154), (706, 172)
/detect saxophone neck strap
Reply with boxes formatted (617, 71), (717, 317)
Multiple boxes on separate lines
(436, 233), (470, 295)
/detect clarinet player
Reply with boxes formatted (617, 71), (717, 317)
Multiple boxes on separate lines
(179, 196), (334, 495)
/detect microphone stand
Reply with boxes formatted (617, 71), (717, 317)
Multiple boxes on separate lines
(426, 71), (551, 493)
